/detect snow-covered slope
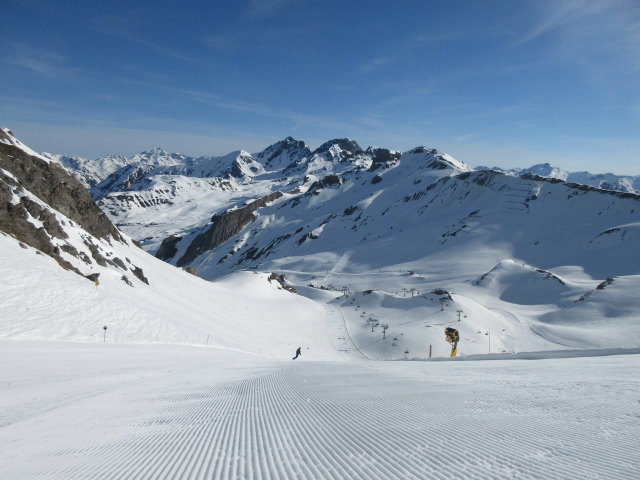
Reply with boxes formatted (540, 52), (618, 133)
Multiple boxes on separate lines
(3, 128), (640, 358)
(0, 128), (337, 359)
(2, 129), (639, 480)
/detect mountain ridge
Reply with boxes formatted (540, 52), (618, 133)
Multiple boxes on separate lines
(2, 127), (640, 357)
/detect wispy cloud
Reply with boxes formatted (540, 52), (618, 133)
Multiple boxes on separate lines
(88, 14), (197, 63)
(516, 0), (640, 76)
(245, 0), (296, 20)
(6, 43), (71, 79)
(356, 30), (471, 74)
(179, 88), (354, 132)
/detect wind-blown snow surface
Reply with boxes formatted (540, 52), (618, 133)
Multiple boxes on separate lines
(1, 340), (638, 480)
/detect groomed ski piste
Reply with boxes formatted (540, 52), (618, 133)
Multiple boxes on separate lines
(1, 230), (640, 480)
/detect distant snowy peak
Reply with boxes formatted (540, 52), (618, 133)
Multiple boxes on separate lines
(255, 137), (311, 171)
(44, 153), (131, 189)
(400, 147), (472, 173)
(476, 163), (568, 178)
(226, 150), (264, 179)
(312, 138), (364, 162)
(478, 163), (640, 194)
(130, 148), (189, 167)
(521, 163), (569, 180)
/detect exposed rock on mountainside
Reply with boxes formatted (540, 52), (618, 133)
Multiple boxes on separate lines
(313, 138), (363, 159)
(26, 130), (639, 289)
(156, 234), (182, 261)
(0, 128), (148, 283)
(175, 191), (284, 267)
(0, 131), (123, 243)
(255, 137), (311, 170)
(367, 147), (401, 171)
(267, 272), (296, 293)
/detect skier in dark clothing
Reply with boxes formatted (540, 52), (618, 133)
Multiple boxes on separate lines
(292, 347), (302, 360)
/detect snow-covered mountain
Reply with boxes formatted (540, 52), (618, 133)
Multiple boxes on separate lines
(43, 152), (130, 189)
(3, 127), (640, 356)
(0, 127), (333, 356)
(2, 127), (639, 480)
(478, 162), (640, 194)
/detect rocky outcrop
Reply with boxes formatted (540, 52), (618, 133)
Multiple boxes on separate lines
(0, 141), (124, 243)
(367, 148), (401, 171)
(313, 139), (363, 160)
(268, 272), (296, 293)
(257, 137), (310, 170)
(155, 234), (182, 261)
(308, 175), (341, 194)
(176, 191), (283, 267)
(0, 132), (149, 283)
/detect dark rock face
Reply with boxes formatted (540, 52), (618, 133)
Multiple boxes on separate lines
(313, 138), (363, 158)
(0, 142), (124, 243)
(371, 175), (383, 185)
(259, 137), (311, 169)
(596, 277), (615, 290)
(132, 266), (149, 284)
(308, 175), (341, 194)
(177, 191), (283, 267)
(85, 273), (100, 283)
(156, 234), (182, 261)
(91, 164), (155, 200)
(367, 148), (401, 171)
(229, 159), (245, 179)
(0, 137), (150, 283)
(0, 170), (83, 274)
(268, 272), (296, 293)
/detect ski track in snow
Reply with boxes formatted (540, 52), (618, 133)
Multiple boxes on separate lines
(324, 304), (369, 360)
(4, 358), (639, 480)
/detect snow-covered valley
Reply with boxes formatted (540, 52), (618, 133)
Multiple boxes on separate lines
(1, 128), (639, 479)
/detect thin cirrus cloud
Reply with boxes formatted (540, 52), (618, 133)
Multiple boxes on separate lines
(356, 30), (470, 74)
(6, 43), (71, 79)
(245, 0), (296, 20)
(515, 0), (640, 74)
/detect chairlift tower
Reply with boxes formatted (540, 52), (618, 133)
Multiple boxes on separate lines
(381, 324), (389, 339)
(440, 298), (447, 311)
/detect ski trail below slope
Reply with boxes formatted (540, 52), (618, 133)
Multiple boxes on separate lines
(324, 304), (369, 360)
(5, 356), (639, 480)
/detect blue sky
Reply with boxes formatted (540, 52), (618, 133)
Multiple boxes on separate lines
(2, 0), (639, 174)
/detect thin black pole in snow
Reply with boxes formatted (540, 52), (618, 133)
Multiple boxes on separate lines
(103, 325), (107, 342)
